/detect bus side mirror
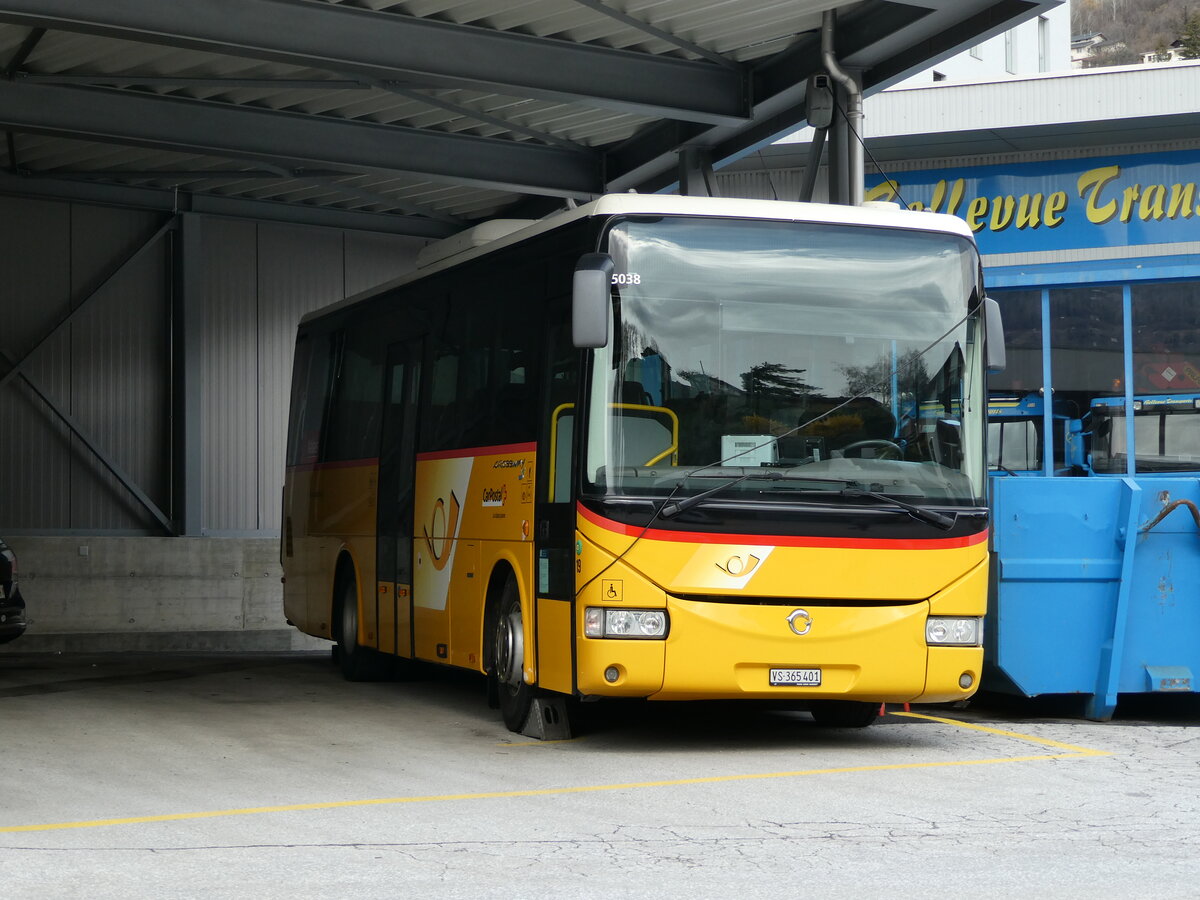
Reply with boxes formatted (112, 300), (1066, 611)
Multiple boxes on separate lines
(984, 296), (1006, 374)
(573, 253), (614, 349)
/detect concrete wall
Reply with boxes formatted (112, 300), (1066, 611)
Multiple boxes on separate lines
(0, 535), (321, 653)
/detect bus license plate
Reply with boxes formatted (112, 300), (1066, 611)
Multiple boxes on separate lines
(769, 668), (821, 686)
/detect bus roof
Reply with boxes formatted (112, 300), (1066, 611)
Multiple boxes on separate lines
(300, 194), (976, 326)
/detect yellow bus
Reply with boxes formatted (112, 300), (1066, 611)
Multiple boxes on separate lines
(282, 194), (1001, 737)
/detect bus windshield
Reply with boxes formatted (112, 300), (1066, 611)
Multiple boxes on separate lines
(583, 216), (986, 508)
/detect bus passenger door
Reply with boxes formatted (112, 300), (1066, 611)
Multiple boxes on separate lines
(376, 340), (422, 658)
(284, 332), (334, 636)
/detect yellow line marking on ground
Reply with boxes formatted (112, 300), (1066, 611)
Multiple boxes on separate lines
(1, 714), (1109, 834)
(894, 711), (1111, 756)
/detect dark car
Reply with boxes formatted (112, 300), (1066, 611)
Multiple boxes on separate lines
(0, 538), (26, 644)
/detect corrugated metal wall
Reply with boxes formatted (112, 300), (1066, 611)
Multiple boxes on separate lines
(716, 169), (806, 202)
(0, 196), (424, 536)
(0, 197), (72, 529)
(205, 221), (347, 535)
(0, 198), (169, 532)
(206, 218), (424, 534)
(71, 205), (171, 531)
(201, 218), (259, 534)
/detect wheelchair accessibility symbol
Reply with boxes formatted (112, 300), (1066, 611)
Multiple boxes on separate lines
(602, 579), (622, 601)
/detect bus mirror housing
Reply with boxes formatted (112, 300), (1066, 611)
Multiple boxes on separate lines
(936, 418), (963, 470)
(984, 296), (1006, 374)
(573, 253), (614, 349)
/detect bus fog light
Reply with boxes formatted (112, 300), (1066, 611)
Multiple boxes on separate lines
(604, 666), (620, 683)
(584, 607), (669, 639)
(959, 672), (975, 689)
(926, 616), (982, 646)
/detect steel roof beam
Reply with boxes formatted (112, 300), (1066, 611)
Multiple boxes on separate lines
(600, 2), (904, 194)
(0, 170), (459, 239)
(1, 348), (176, 534)
(0, 0), (750, 126)
(566, 0), (737, 69)
(0, 80), (603, 199)
(3, 24), (43, 75)
(18, 74), (375, 91)
(606, 0), (1046, 194)
(18, 74), (582, 149)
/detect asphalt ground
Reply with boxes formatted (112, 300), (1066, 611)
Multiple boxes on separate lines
(2, 651), (1198, 899)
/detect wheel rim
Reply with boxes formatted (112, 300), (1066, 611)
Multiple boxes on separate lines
(494, 604), (523, 689)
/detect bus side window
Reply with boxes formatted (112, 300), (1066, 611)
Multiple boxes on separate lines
(324, 323), (385, 462)
(487, 290), (541, 447)
(287, 332), (335, 466)
(425, 342), (462, 451)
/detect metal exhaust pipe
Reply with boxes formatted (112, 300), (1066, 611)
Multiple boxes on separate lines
(821, 10), (863, 206)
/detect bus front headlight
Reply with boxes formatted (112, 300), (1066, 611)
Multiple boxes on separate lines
(584, 607), (669, 639)
(926, 616), (982, 646)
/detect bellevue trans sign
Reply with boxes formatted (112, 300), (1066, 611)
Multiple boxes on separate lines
(865, 149), (1200, 256)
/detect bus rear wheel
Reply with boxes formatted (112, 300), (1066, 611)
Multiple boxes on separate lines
(492, 578), (533, 732)
(810, 700), (879, 728)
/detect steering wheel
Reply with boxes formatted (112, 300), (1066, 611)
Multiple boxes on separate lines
(841, 439), (903, 460)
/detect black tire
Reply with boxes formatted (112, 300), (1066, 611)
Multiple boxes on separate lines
(492, 577), (534, 732)
(336, 574), (383, 682)
(810, 700), (879, 728)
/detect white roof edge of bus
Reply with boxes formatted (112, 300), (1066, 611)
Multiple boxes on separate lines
(300, 195), (975, 325)
(414, 218), (539, 270)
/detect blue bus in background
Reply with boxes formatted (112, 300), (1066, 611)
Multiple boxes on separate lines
(988, 392), (1085, 476)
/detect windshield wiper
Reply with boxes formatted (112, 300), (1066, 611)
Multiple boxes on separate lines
(660, 471), (957, 530)
(837, 488), (956, 530)
(658, 471), (783, 519)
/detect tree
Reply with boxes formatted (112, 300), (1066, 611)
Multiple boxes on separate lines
(739, 361), (813, 415)
(840, 349), (929, 403)
(1181, 14), (1200, 58)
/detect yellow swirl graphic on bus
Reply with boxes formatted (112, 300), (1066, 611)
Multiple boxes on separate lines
(422, 492), (460, 572)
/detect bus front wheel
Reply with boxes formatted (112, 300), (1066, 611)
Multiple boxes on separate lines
(810, 700), (879, 728)
(492, 578), (533, 732)
(336, 575), (381, 682)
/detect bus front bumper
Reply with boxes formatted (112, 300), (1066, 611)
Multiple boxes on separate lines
(576, 596), (983, 704)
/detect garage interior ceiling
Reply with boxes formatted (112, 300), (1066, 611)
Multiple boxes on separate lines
(0, 0), (1057, 239)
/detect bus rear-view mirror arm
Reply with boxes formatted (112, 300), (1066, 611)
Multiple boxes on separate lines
(573, 253), (614, 349)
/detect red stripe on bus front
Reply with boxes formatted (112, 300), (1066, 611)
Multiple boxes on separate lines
(577, 503), (988, 550)
(416, 442), (537, 461)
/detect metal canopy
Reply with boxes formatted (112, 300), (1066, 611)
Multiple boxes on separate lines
(0, 0), (1062, 238)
